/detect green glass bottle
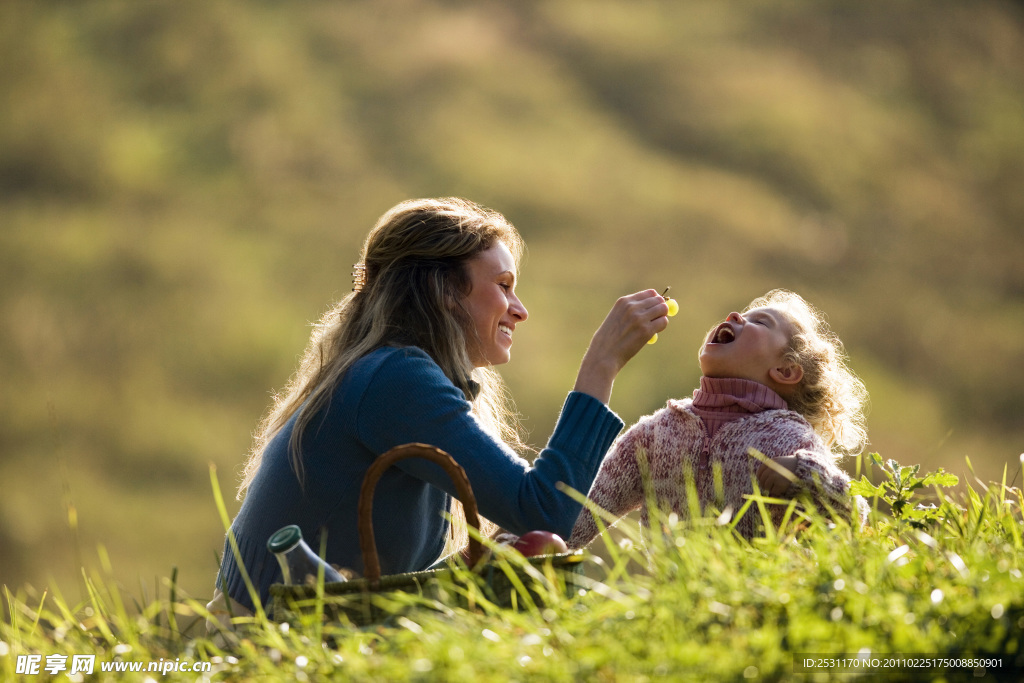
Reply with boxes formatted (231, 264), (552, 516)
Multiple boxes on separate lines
(267, 525), (345, 585)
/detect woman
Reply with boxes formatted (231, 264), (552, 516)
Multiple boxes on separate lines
(211, 197), (669, 616)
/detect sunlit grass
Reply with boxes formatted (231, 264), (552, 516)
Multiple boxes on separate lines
(2, 454), (1022, 681)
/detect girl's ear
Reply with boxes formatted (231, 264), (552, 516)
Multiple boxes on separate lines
(769, 361), (803, 386)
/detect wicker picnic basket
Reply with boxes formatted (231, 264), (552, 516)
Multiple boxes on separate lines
(269, 443), (586, 625)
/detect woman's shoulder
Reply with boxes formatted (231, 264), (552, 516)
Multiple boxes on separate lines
(351, 344), (432, 368)
(341, 345), (469, 435)
(349, 345), (439, 377)
(343, 346), (453, 397)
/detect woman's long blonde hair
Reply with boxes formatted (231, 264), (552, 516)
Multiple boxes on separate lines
(238, 198), (527, 546)
(744, 289), (869, 454)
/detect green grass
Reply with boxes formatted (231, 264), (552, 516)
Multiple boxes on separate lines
(3, 455), (1023, 681)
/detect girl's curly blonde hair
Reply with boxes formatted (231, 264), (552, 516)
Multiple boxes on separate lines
(744, 289), (869, 454)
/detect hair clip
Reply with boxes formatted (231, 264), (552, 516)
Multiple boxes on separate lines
(352, 263), (366, 292)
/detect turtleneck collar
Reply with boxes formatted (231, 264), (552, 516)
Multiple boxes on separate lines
(690, 376), (788, 438)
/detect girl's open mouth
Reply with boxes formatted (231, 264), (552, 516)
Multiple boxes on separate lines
(710, 323), (736, 344)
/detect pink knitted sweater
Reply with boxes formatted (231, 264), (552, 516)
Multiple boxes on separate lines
(568, 377), (861, 546)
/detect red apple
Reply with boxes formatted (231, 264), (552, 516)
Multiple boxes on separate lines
(511, 530), (569, 557)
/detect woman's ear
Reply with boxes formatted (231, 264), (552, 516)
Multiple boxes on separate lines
(769, 361), (803, 386)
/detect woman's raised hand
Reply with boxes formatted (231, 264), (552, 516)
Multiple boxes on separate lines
(573, 289), (670, 404)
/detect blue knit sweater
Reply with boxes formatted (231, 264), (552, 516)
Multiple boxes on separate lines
(215, 346), (624, 611)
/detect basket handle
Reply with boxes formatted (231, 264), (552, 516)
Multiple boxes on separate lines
(358, 443), (483, 587)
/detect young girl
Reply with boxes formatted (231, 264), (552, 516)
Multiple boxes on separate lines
(567, 289), (869, 546)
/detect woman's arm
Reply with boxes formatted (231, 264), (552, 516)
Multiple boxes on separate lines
(574, 290), (670, 404)
(353, 348), (624, 539)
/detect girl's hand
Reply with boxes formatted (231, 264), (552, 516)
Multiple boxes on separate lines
(574, 289), (670, 403)
(757, 456), (799, 497)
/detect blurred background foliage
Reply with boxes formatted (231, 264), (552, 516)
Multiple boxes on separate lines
(2, 0), (1022, 601)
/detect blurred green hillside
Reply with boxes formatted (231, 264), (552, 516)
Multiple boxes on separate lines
(2, 0), (1022, 601)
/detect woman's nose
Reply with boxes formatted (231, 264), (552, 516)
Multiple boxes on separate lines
(727, 311), (743, 323)
(510, 295), (528, 322)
